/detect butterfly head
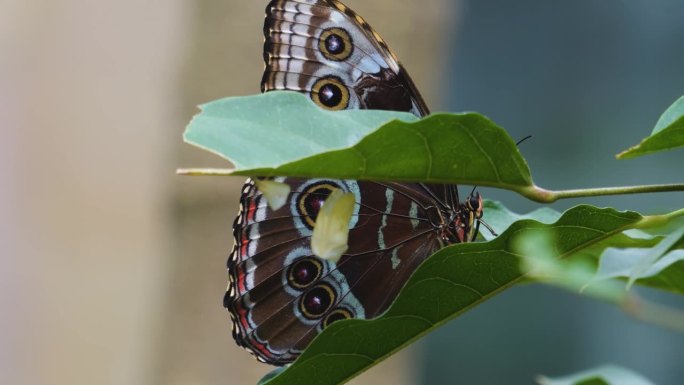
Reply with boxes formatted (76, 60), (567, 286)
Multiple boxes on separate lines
(465, 190), (484, 221)
(436, 190), (485, 244)
(460, 190), (498, 242)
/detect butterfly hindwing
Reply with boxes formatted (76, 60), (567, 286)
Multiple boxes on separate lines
(227, 178), (452, 364)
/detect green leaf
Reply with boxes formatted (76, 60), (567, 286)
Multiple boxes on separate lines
(260, 206), (643, 385)
(575, 379), (609, 385)
(185, 92), (417, 170)
(618, 95), (684, 159)
(184, 91), (533, 191)
(589, 228), (684, 294)
(258, 368), (287, 385)
(482, 200), (561, 240)
(654, 95), (684, 134)
(568, 231), (663, 268)
(537, 365), (656, 385)
(520, 215), (684, 296)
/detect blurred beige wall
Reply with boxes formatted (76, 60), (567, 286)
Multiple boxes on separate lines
(1, 1), (189, 384)
(1, 1), (457, 385)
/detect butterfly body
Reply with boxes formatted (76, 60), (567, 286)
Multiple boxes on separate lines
(225, 0), (482, 365)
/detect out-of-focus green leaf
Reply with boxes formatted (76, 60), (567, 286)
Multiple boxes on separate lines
(618, 95), (684, 159)
(523, 216), (684, 296)
(260, 206), (643, 385)
(184, 92), (533, 190)
(589, 228), (684, 294)
(537, 365), (656, 385)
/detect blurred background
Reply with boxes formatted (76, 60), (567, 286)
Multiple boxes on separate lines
(2, 1), (682, 385)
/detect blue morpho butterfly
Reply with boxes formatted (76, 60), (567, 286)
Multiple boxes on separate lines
(225, 0), (486, 365)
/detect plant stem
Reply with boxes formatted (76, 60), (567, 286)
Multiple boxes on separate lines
(525, 183), (684, 203)
(623, 295), (684, 334)
(637, 208), (684, 229)
(178, 169), (684, 204)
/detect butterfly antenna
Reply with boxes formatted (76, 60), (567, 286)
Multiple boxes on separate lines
(516, 135), (533, 146)
(467, 138), (529, 239)
(478, 218), (498, 237)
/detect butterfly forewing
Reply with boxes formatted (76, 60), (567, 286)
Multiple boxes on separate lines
(262, 0), (429, 115)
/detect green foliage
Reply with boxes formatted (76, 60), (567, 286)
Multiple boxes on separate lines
(185, 92), (532, 191)
(591, 228), (684, 294)
(618, 95), (684, 159)
(185, 92), (417, 170)
(481, 200), (560, 240)
(258, 206), (684, 385)
(537, 365), (656, 385)
(182, 91), (684, 385)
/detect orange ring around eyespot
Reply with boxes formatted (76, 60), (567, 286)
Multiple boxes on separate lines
(299, 283), (336, 319)
(323, 307), (353, 328)
(319, 27), (354, 61)
(298, 183), (340, 228)
(311, 77), (350, 111)
(287, 257), (323, 290)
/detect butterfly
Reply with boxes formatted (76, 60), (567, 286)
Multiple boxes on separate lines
(225, 0), (485, 365)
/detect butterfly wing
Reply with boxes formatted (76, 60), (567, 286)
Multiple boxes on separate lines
(226, 0), (451, 365)
(226, 179), (445, 364)
(262, 0), (430, 115)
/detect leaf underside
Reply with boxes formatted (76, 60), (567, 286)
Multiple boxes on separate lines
(618, 95), (684, 159)
(184, 92), (533, 190)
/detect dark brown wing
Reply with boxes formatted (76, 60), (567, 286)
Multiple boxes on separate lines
(226, 178), (444, 364)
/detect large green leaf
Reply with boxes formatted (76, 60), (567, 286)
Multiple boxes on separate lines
(184, 91), (533, 191)
(259, 206), (644, 385)
(537, 365), (656, 385)
(618, 95), (684, 159)
(185, 92), (417, 169)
